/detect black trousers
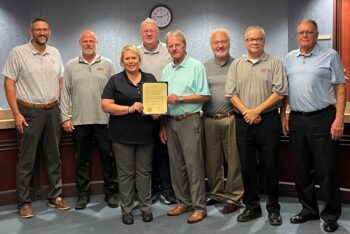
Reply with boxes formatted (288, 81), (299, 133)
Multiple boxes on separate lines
(72, 124), (118, 196)
(235, 110), (281, 213)
(152, 138), (173, 194)
(289, 107), (341, 222)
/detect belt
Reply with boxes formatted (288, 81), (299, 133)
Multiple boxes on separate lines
(204, 110), (235, 120)
(291, 105), (335, 117)
(17, 99), (59, 109)
(173, 112), (199, 121)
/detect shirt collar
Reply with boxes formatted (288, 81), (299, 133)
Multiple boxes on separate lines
(214, 55), (232, 67)
(28, 41), (49, 55)
(296, 43), (320, 57)
(79, 54), (101, 65)
(171, 54), (189, 68)
(123, 69), (145, 86)
(243, 52), (268, 63)
(141, 41), (161, 55)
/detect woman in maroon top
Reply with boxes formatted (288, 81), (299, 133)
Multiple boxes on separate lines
(101, 45), (158, 225)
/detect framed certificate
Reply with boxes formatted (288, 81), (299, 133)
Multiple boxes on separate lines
(142, 82), (168, 115)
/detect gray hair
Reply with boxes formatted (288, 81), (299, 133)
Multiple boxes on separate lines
(244, 25), (266, 39)
(210, 28), (230, 42)
(140, 18), (159, 32)
(165, 30), (187, 46)
(297, 19), (319, 33)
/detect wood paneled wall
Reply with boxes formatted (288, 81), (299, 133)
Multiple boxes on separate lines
(1, 126), (350, 205)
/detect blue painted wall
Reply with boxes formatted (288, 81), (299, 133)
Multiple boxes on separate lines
(0, 0), (333, 108)
(288, 0), (333, 50)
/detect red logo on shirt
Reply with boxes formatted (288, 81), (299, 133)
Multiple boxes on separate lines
(261, 68), (271, 73)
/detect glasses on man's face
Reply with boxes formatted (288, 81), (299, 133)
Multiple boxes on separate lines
(81, 39), (96, 45)
(32, 28), (49, 33)
(211, 40), (228, 46)
(245, 38), (264, 44)
(297, 31), (316, 36)
(142, 29), (158, 34)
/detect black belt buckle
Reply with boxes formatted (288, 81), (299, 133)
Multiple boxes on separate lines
(292, 105), (334, 117)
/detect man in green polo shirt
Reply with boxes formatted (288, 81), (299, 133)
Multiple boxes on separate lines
(160, 30), (210, 224)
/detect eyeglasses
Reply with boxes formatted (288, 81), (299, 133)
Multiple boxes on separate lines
(32, 28), (49, 33)
(142, 29), (158, 34)
(211, 40), (228, 46)
(81, 39), (96, 44)
(167, 44), (183, 49)
(245, 38), (264, 43)
(297, 31), (316, 36)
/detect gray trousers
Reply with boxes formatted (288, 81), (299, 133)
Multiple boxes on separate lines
(203, 115), (244, 205)
(165, 115), (207, 212)
(17, 105), (62, 208)
(113, 142), (154, 214)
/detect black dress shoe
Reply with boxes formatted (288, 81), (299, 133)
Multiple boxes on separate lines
(151, 193), (158, 204)
(160, 191), (177, 205)
(75, 195), (90, 210)
(105, 193), (119, 208)
(206, 197), (221, 206)
(122, 213), (134, 225)
(323, 221), (339, 232)
(290, 212), (319, 224)
(142, 212), (153, 222)
(268, 211), (282, 226)
(237, 208), (262, 222)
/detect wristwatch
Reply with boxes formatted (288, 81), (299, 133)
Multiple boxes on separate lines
(179, 96), (184, 102)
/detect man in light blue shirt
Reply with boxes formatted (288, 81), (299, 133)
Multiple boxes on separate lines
(160, 30), (210, 224)
(281, 19), (346, 233)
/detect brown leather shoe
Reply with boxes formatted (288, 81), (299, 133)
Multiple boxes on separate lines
(167, 204), (193, 216)
(222, 203), (240, 214)
(48, 196), (70, 210)
(19, 204), (34, 218)
(187, 210), (206, 223)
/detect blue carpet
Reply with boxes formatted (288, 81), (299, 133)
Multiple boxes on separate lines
(0, 196), (349, 234)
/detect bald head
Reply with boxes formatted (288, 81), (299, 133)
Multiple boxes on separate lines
(79, 29), (97, 60)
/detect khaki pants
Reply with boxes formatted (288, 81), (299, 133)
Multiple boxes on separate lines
(203, 115), (243, 204)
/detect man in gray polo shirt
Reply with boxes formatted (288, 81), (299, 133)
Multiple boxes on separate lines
(60, 29), (118, 209)
(138, 18), (175, 204)
(203, 28), (243, 214)
(2, 18), (70, 218)
(225, 26), (288, 225)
